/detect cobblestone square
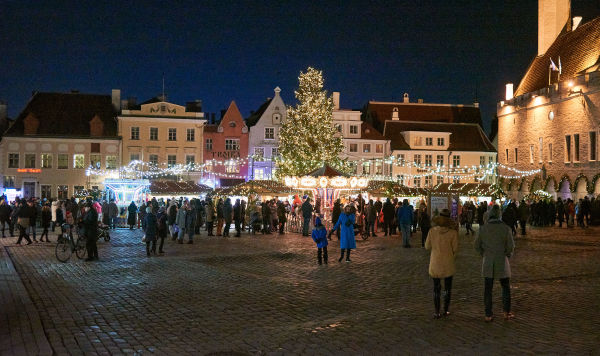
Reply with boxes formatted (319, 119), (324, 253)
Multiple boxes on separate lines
(1, 225), (599, 355)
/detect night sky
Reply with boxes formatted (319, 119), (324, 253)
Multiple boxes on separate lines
(2, 0), (599, 133)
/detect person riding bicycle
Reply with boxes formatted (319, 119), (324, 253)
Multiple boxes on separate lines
(82, 201), (99, 262)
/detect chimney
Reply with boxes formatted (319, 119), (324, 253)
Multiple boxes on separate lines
(333, 92), (340, 110)
(572, 16), (582, 31)
(403, 93), (409, 103)
(111, 89), (121, 112)
(417, 98), (423, 104)
(128, 97), (137, 108)
(538, 0), (571, 56)
(506, 83), (514, 100)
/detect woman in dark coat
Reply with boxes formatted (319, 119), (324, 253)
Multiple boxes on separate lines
(144, 207), (157, 256)
(331, 199), (341, 240)
(156, 206), (167, 254)
(127, 201), (137, 229)
(39, 204), (52, 242)
(223, 198), (233, 237)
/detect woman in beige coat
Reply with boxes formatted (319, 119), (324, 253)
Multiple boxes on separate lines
(425, 209), (459, 319)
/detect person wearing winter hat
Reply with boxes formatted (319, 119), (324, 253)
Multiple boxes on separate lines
(311, 216), (328, 265)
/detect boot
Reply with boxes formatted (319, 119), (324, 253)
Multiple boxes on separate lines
(323, 249), (328, 264)
(317, 249), (322, 265)
(338, 249), (345, 262)
(345, 249), (351, 262)
(443, 290), (451, 316)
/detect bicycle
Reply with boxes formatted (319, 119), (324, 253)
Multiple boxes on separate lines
(55, 224), (87, 262)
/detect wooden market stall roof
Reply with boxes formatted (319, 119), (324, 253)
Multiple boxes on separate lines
(429, 183), (493, 196)
(149, 180), (212, 196)
(215, 180), (297, 196)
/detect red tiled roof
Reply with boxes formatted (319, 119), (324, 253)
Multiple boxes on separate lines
(5, 92), (117, 137)
(365, 101), (482, 132)
(515, 17), (600, 96)
(383, 121), (496, 152)
(360, 121), (386, 140)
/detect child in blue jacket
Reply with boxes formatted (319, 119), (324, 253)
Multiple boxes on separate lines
(312, 216), (328, 265)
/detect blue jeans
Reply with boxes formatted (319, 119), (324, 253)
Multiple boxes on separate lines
(111, 217), (118, 229)
(400, 223), (411, 246)
(303, 217), (311, 236)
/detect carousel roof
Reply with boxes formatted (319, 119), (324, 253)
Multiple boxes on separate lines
(304, 164), (349, 177)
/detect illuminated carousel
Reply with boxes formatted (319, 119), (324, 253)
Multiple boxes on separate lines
(283, 165), (369, 210)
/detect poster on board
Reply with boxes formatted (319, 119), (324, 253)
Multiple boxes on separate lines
(430, 196), (448, 216)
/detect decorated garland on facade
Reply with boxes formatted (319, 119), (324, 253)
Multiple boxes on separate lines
(558, 174), (572, 193)
(572, 173), (588, 193)
(543, 175), (557, 192)
(528, 175), (542, 192)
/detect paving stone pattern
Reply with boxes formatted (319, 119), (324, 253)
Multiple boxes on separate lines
(1, 225), (599, 355)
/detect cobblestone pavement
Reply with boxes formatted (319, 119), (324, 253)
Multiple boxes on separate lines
(1, 223), (599, 355)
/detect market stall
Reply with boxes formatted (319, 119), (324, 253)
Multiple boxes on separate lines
(148, 180), (212, 201)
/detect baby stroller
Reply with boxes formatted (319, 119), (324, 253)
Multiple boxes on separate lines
(354, 223), (369, 241)
(249, 211), (262, 235)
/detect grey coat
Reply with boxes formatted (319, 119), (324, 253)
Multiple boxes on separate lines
(474, 219), (515, 278)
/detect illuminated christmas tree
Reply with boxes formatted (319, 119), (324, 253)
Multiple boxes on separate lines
(276, 67), (349, 177)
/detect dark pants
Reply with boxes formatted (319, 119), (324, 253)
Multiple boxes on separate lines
(1, 219), (12, 237)
(224, 221), (231, 236)
(146, 240), (156, 255)
(339, 248), (351, 261)
(206, 221), (214, 236)
(366, 220), (375, 236)
(86, 236), (98, 260)
(520, 220), (526, 235)
(433, 276), (453, 314)
(278, 221), (285, 234)
(234, 220), (241, 236)
(40, 227), (50, 241)
(421, 227), (430, 247)
(158, 235), (165, 253)
(303, 217), (310, 236)
(16, 226), (32, 244)
(383, 219), (393, 235)
(558, 217), (563, 227)
(317, 246), (328, 264)
(262, 219), (270, 234)
(484, 277), (511, 317)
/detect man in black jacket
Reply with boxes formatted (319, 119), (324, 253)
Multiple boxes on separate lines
(0, 199), (12, 237)
(82, 201), (99, 261)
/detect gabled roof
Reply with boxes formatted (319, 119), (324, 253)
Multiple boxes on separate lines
(515, 17), (600, 96)
(383, 121), (496, 152)
(4, 92), (117, 137)
(245, 98), (272, 127)
(220, 101), (245, 127)
(360, 121), (387, 141)
(365, 101), (482, 132)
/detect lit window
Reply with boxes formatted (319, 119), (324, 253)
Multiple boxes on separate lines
(397, 154), (405, 166)
(168, 128), (177, 141)
(265, 127), (275, 140)
(167, 155), (177, 167)
(90, 154), (101, 169)
(414, 154), (422, 166)
(57, 185), (68, 200)
(254, 147), (265, 161)
(437, 155), (444, 166)
(41, 185), (51, 199)
(271, 147), (279, 157)
(73, 154), (85, 169)
(106, 156), (117, 169)
(376, 144), (383, 153)
(25, 154), (36, 168)
(206, 138), (213, 151)
(452, 155), (460, 167)
(186, 128), (195, 142)
(41, 154), (52, 169)
(363, 144), (371, 153)
(225, 162), (239, 173)
(150, 127), (158, 141)
(375, 162), (383, 175)
(131, 127), (140, 140)
(362, 162), (371, 175)
(349, 143), (358, 153)
(8, 153), (19, 169)
(3, 176), (15, 188)
(425, 155), (432, 167)
(225, 139), (239, 151)
(58, 154), (68, 169)
(480, 156), (485, 166)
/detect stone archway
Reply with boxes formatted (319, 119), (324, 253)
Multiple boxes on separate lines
(544, 176), (558, 200)
(594, 174), (600, 195)
(558, 176), (572, 200)
(518, 178), (529, 201)
(573, 174), (589, 200)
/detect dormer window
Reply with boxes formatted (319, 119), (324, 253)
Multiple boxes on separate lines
(425, 137), (433, 146)
(413, 137), (422, 146)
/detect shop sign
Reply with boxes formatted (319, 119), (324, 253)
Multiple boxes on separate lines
(17, 168), (41, 173)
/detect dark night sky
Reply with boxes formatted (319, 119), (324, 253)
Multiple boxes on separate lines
(1, 1), (599, 133)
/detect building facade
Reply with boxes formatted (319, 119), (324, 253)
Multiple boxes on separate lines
(203, 101), (249, 187)
(0, 91), (119, 199)
(383, 121), (497, 188)
(246, 87), (286, 180)
(332, 92), (392, 177)
(497, 1), (600, 199)
(118, 94), (206, 181)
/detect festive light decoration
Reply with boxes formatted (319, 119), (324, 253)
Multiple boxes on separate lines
(104, 179), (150, 205)
(276, 67), (350, 177)
(284, 176), (369, 189)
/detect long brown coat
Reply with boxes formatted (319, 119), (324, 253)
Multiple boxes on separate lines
(425, 216), (459, 278)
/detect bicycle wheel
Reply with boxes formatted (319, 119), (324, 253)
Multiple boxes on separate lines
(55, 239), (72, 262)
(75, 237), (87, 260)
